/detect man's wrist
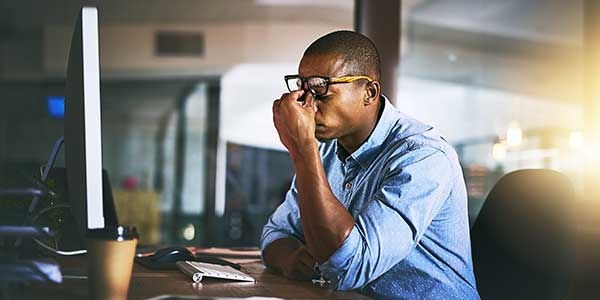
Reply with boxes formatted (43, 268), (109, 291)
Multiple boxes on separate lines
(289, 139), (319, 165)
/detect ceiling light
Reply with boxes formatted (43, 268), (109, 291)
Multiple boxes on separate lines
(506, 121), (522, 147)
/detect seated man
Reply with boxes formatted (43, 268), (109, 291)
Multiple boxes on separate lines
(261, 30), (479, 299)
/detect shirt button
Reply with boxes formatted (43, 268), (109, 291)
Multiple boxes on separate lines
(345, 182), (352, 190)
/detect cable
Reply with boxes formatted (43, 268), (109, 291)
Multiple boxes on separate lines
(11, 136), (86, 256)
(28, 204), (88, 256)
(41, 136), (64, 182)
(32, 238), (86, 256)
(33, 137), (84, 256)
(27, 136), (64, 216)
(37, 137), (89, 256)
(0, 188), (45, 197)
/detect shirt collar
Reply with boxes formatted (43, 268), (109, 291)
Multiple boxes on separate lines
(335, 95), (433, 168)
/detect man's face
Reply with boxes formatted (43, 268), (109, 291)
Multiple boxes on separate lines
(298, 53), (370, 143)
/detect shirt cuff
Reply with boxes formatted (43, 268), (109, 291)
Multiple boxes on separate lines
(318, 226), (361, 289)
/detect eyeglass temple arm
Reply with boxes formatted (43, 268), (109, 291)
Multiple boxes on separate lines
(330, 75), (373, 83)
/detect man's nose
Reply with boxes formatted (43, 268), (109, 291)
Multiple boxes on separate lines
(301, 92), (319, 113)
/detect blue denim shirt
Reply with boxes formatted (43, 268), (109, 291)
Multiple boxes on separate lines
(261, 97), (479, 299)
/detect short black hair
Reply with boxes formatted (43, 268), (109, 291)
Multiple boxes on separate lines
(303, 30), (381, 80)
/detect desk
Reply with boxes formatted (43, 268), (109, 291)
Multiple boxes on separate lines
(23, 255), (371, 300)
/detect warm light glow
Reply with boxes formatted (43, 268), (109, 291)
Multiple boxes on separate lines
(583, 134), (600, 165)
(569, 131), (584, 149)
(183, 224), (195, 241)
(506, 121), (523, 147)
(492, 142), (507, 161)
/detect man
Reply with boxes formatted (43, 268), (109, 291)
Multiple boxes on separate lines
(261, 30), (479, 299)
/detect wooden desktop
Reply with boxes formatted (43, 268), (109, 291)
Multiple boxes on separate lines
(23, 253), (371, 300)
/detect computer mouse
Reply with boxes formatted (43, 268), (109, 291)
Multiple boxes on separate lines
(150, 246), (196, 263)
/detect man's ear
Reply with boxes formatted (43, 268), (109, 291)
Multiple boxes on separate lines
(364, 81), (380, 106)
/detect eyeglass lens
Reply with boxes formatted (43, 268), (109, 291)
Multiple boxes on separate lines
(287, 77), (328, 96)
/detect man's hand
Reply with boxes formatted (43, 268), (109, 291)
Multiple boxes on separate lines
(263, 238), (317, 281)
(279, 245), (317, 280)
(272, 90), (317, 154)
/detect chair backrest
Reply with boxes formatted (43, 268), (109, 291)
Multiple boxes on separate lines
(470, 169), (576, 300)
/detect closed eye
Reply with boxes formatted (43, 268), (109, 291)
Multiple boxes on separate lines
(315, 94), (329, 101)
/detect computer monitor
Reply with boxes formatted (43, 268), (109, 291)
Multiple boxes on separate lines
(64, 6), (105, 232)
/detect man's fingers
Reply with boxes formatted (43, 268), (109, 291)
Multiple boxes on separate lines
(296, 263), (316, 279)
(281, 89), (305, 103)
(272, 99), (280, 115)
(289, 261), (315, 280)
(297, 247), (317, 270)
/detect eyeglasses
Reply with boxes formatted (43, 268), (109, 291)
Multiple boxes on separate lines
(284, 75), (373, 97)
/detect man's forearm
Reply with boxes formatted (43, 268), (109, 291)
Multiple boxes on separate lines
(263, 237), (303, 272)
(290, 144), (355, 263)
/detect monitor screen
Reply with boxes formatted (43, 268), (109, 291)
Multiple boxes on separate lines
(64, 6), (105, 232)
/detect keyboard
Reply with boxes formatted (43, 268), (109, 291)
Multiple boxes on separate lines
(176, 261), (255, 283)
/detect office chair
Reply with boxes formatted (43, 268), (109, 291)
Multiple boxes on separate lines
(470, 169), (575, 300)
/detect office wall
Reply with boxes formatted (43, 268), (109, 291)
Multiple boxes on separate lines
(42, 22), (348, 77)
(0, 30), (44, 79)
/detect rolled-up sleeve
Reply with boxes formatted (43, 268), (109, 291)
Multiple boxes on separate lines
(260, 177), (305, 253)
(319, 148), (454, 290)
